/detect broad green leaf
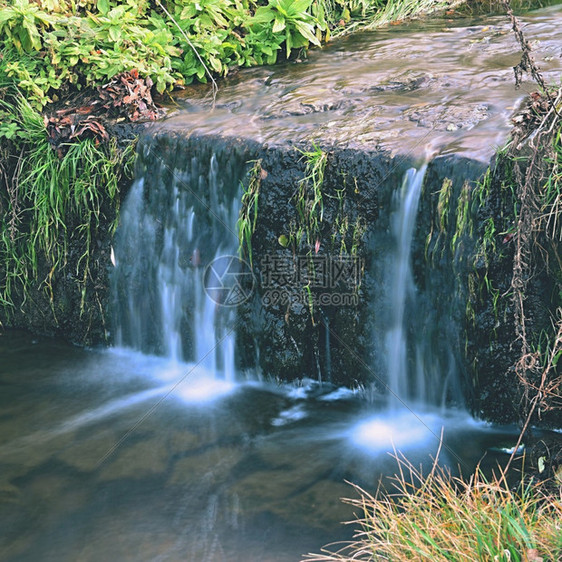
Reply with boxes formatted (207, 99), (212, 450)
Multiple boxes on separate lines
(180, 5), (197, 20)
(294, 20), (320, 45)
(292, 0), (313, 14)
(97, 0), (110, 15)
(0, 9), (17, 26)
(209, 57), (222, 73)
(108, 26), (121, 42)
(272, 15), (285, 33)
(285, 30), (292, 57)
(22, 18), (42, 51)
(247, 7), (275, 25)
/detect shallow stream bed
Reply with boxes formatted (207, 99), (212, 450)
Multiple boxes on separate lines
(0, 331), (523, 562)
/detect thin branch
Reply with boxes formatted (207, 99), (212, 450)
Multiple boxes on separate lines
(155, 0), (218, 106)
(500, 0), (551, 100)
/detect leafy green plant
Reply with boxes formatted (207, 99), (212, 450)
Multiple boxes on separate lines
(425, 177), (453, 263)
(0, 0), (461, 111)
(329, 185), (349, 254)
(246, 0), (327, 58)
(0, 0), (55, 53)
(174, 0), (237, 31)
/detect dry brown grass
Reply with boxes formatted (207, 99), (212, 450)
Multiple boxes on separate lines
(304, 453), (562, 561)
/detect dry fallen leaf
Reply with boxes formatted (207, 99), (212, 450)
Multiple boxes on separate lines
(527, 549), (543, 562)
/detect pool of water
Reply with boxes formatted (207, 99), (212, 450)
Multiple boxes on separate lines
(0, 331), (524, 562)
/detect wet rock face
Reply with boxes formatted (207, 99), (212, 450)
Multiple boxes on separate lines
(0, 194), (117, 347)
(0, 127), (555, 425)
(235, 144), (410, 386)
(0, 126), (516, 421)
(461, 163), (559, 426)
(413, 155), (491, 408)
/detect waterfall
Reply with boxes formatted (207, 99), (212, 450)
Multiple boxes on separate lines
(381, 165), (449, 409)
(111, 137), (464, 407)
(111, 140), (245, 383)
(385, 167), (425, 406)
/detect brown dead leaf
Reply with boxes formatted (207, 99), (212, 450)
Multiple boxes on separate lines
(527, 549), (543, 562)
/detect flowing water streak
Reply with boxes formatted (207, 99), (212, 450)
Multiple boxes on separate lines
(386, 165), (427, 408)
(112, 145), (244, 383)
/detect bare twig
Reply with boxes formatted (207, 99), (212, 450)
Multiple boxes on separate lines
(500, 0), (551, 99)
(502, 312), (562, 476)
(155, 0), (218, 107)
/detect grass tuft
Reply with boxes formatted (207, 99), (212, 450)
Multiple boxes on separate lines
(0, 89), (135, 318)
(305, 453), (562, 562)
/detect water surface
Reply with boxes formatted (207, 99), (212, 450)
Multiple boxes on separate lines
(0, 331), (524, 562)
(161, 4), (562, 161)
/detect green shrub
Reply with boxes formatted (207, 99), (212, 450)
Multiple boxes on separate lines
(0, 0), (332, 107)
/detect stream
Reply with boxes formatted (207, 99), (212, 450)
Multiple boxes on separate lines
(2, 4), (562, 561)
(0, 331), (522, 562)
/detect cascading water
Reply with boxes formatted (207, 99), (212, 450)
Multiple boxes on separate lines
(111, 139), (246, 386)
(380, 163), (461, 410)
(352, 164), (463, 452)
(385, 166), (427, 408)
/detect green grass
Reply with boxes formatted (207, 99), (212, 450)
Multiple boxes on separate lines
(296, 143), (328, 251)
(541, 127), (562, 246)
(327, 0), (464, 37)
(455, 0), (554, 15)
(0, 90), (135, 316)
(305, 453), (562, 562)
(237, 159), (263, 266)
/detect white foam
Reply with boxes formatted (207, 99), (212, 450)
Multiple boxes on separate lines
(271, 405), (308, 426)
(349, 410), (441, 453)
(319, 387), (356, 401)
